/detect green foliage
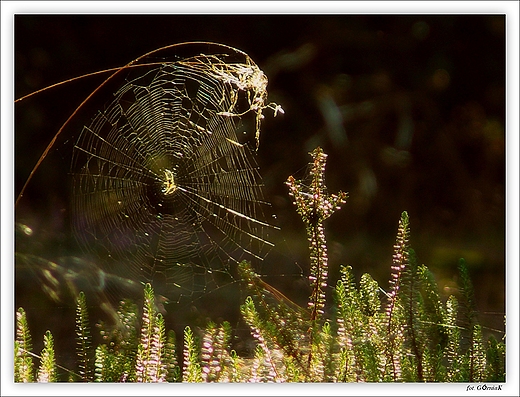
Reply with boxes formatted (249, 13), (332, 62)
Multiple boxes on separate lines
(458, 258), (478, 332)
(14, 147), (505, 383)
(93, 283), (180, 382)
(183, 326), (202, 382)
(76, 291), (92, 381)
(14, 308), (34, 382)
(37, 331), (57, 382)
(93, 298), (140, 381)
(164, 330), (181, 382)
(200, 321), (235, 382)
(486, 335), (506, 382)
(135, 283), (168, 382)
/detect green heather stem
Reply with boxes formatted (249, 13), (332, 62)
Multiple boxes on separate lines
(76, 291), (92, 381)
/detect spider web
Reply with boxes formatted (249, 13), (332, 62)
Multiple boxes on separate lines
(69, 47), (280, 305)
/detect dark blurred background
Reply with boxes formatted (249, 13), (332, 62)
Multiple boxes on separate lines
(15, 15), (505, 372)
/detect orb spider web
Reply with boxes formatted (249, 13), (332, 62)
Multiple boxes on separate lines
(67, 43), (282, 304)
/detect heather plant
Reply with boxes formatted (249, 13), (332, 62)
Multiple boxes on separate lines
(14, 148), (505, 383)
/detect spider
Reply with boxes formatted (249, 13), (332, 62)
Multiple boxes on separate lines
(161, 169), (177, 195)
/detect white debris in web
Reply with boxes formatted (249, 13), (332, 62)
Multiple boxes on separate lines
(181, 55), (284, 148)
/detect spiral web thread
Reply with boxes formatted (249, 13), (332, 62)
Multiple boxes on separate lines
(70, 49), (279, 304)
